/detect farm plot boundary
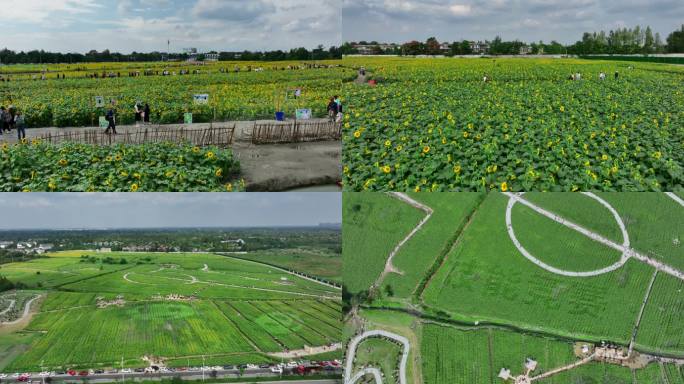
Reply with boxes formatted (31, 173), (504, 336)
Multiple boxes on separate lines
(249, 121), (342, 144)
(35, 125), (236, 148)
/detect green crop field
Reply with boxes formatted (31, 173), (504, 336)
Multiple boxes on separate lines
(0, 61), (351, 128)
(224, 248), (343, 284)
(344, 192), (684, 383)
(343, 193), (424, 294)
(382, 192), (485, 298)
(342, 57), (684, 191)
(0, 251), (341, 372)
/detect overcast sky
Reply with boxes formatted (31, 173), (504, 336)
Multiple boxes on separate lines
(0, 0), (341, 53)
(343, 0), (684, 44)
(0, 193), (341, 230)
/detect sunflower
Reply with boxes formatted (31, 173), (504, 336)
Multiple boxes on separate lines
(501, 181), (509, 192)
(58, 159), (68, 166)
(453, 165), (462, 174)
(382, 165), (391, 174)
(192, 146), (200, 153)
(48, 182), (57, 190)
(353, 130), (361, 138)
(206, 151), (215, 159)
(384, 140), (392, 147)
(215, 169), (223, 177)
(115, 154), (122, 161)
(133, 173), (141, 179)
(225, 183), (233, 192)
(423, 146), (430, 154)
(130, 184), (139, 192)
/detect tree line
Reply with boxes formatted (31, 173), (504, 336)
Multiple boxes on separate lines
(342, 24), (684, 55)
(0, 45), (342, 65)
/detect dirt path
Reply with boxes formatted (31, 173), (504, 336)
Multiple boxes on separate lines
(268, 343), (341, 359)
(530, 354), (595, 382)
(629, 269), (659, 356)
(0, 294), (42, 328)
(373, 193), (433, 289)
(0, 300), (16, 316)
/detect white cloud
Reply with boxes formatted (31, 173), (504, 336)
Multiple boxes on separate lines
(1, 0), (101, 23)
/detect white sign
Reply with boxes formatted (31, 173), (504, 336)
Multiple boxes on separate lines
(95, 96), (104, 108)
(193, 94), (209, 105)
(296, 109), (312, 120)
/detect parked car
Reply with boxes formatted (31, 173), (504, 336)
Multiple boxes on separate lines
(94, 370), (104, 374)
(259, 364), (270, 369)
(78, 371), (89, 376)
(121, 368), (132, 374)
(0, 374), (7, 379)
(270, 366), (283, 374)
(222, 365), (234, 370)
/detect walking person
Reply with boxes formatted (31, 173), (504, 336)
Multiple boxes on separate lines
(614, 71), (619, 80)
(0, 106), (5, 135)
(327, 97), (337, 123)
(134, 102), (142, 127)
(143, 103), (151, 124)
(5, 106), (15, 132)
(105, 108), (117, 135)
(334, 96), (343, 123)
(14, 111), (26, 141)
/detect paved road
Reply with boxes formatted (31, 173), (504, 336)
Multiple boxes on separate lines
(344, 330), (410, 384)
(20, 368), (342, 383)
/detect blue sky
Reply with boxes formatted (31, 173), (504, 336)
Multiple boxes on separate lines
(343, 0), (684, 44)
(0, 193), (341, 229)
(0, 0), (341, 53)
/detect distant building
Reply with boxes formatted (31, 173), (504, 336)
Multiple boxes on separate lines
(352, 43), (398, 55)
(498, 368), (511, 380)
(39, 244), (54, 251)
(469, 41), (490, 54)
(440, 42), (451, 51)
(97, 248), (112, 253)
(0, 241), (13, 249)
(205, 53), (219, 61)
(520, 45), (533, 55)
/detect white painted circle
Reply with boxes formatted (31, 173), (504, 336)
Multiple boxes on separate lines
(505, 192), (631, 277)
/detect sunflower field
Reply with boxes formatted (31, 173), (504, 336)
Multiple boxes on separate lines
(0, 61), (352, 127)
(343, 57), (684, 191)
(0, 141), (241, 192)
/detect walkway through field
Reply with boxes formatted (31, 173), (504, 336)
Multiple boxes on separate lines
(0, 294), (42, 326)
(0, 300), (16, 316)
(373, 193), (433, 289)
(344, 330), (410, 384)
(504, 192), (684, 281)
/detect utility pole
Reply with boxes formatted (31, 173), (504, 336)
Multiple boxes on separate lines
(121, 356), (124, 383)
(41, 359), (45, 384)
(202, 355), (205, 382)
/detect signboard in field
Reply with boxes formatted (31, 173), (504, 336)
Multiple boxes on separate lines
(99, 116), (108, 128)
(184, 113), (193, 124)
(95, 96), (104, 108)
(193, 94), (209, 105)
(296, 109), (312, 120)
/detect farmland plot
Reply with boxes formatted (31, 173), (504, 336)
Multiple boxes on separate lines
(343, 193), (425, 294)
(343, 57), (684, 192)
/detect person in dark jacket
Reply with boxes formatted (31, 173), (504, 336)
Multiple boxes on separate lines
(0, 106), (5, 134)
(143, 103), (151, 124)
(327, 97), (337, 122)
(105, 108), (117, 134)
(14, 111), (26, 141)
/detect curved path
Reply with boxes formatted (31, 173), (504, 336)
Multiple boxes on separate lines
(344, 330), (410, 384)
(0, 299), (16, 316)
(374, 193), (433, 288)
(1, 294), (41, 325)
(504, 192), (684, 281)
